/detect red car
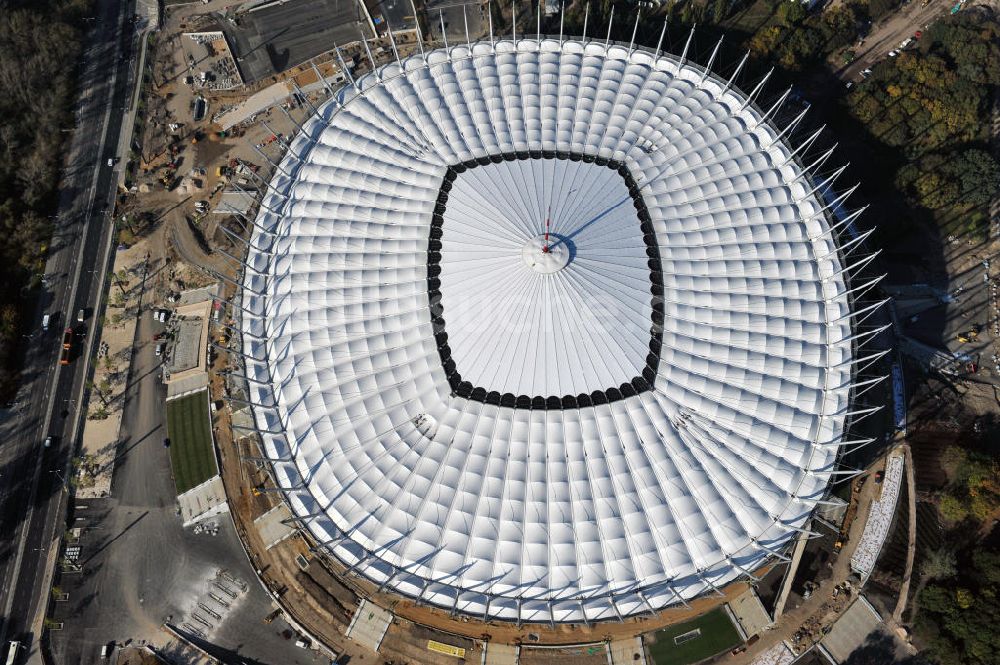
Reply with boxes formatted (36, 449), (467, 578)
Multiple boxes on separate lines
(913, 30), (922, 39)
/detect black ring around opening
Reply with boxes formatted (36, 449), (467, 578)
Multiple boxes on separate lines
(427, 152), (663, 410)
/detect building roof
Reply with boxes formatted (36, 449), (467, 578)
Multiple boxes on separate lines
(238, 38), (856, 624)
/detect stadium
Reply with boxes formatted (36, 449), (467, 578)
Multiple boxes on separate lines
(235, 34), (863, 626)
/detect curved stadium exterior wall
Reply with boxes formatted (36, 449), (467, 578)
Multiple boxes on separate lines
(237, 37), (856, 624)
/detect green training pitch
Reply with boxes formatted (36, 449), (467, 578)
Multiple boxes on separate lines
(647, 607), (742, 665)
(165, 390), (217, 494)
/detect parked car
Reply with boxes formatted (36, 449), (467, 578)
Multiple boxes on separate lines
(76, 309), (86, 323)
(155, 343), (164, 357)
(888, 50), (899, 57)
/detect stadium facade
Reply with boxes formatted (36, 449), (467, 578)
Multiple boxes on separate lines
(235, 35), (864, 625)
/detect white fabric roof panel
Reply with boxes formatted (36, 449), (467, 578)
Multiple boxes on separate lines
(239, 38), (858, 624)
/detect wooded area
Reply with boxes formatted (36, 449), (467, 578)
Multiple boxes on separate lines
(0, 0), (89, 396)
(845, 16), (1000, 234)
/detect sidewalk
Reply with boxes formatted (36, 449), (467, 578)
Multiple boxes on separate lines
(74, 243), (152, 499)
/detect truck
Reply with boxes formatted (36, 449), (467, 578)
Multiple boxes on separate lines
(59, 327), (73, 365)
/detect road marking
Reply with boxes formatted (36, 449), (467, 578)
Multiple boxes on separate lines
(0, 0), (128, 647)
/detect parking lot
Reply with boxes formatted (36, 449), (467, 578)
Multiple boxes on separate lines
(223, 0), (370, 85)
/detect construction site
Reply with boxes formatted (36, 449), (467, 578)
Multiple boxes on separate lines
(41, 0), (1000, 664)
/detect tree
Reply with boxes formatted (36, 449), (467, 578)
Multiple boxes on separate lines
(777, 1), (807, 26)
(920, 547), (957, 581)
(938, 493), (967, 522)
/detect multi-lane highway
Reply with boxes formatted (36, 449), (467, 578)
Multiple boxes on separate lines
(0, 0), (138, 659)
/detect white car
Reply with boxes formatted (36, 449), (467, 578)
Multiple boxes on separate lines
(888, 50), (899, 57)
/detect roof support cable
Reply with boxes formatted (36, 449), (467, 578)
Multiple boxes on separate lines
(334, 45), (360, 91)
(824, 253), (882, 286)
(627, 11), (641, 56)
(699, 37), (724, 85)
(231, 422), (286, 436)
(851, 374), (889, 399)
(841, 404), (884, 422)
(310, 60), (335, 97)
(386, 23), (402, 67)
(464, 4), (472, 51)
(558, 2), (564, 45)
(488, 0), (495, 51)
(723, 51), (750, 94)
(277, 103), (308, 142)
(843, 436), (882, 455)
(251, 142), (292, 179)
(841, 321), (891, 346)
(782, 125), (824, 166)
(407, 0), (426, 63)
(738, 68), (773, 113)
(359, 29), (379, 80)
(213, 343), (270, 367)
(678, 24), (696, 67)
(754, 86), (792, 130)
(261, 119), (305, 162)
(654, 16), (669, 60)
(290, 79), (322, 118)
(536, 0), (541, 46)
(796, 165), (849, 204)
(440, 10), (449, 52)
(214, 319), (267, 342)
(217, 368), (275, 389)
(210, 269), (265, 297)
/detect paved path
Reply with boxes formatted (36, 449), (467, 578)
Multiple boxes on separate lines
(892, 444), (917, 624)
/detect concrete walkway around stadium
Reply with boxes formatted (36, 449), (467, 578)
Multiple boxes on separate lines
(726, 454), (890, 665)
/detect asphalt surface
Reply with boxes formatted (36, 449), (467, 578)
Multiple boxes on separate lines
(48, 305), (328, 665)
(224, 0), (370, 85)
(424, 0), (486, 42)
(0, 0), (137, 658)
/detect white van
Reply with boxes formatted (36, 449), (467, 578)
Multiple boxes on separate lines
(41, 313), (50, 331)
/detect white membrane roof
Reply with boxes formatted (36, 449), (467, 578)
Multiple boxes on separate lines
(439, 158), (651, 397)
(239, 38), (856, 624)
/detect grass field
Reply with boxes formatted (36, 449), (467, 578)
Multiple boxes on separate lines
(165, 390), (217, 494)
(647, 607), (742, 665)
